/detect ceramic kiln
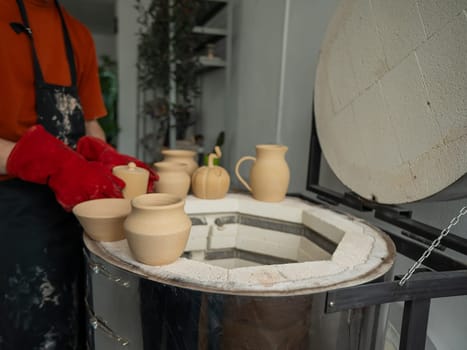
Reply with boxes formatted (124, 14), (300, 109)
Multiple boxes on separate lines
(84, 0), (467, 348)
(84, 194), (395, 349)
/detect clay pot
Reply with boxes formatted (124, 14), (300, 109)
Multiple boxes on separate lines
(124, 193), (192, 266)
(153, 161), (191, 198)
(112, 162), (149, 200)
(161, 149), (198, 176)
(72, 198), (131, 242)
(192, 146), (230, 199)
(235, 144), (290, 202)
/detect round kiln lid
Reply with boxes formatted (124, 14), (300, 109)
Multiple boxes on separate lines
(314, 0), (467, 204)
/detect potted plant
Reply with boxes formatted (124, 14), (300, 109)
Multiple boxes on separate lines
(98, 55), (119, 147)
(135, 0), (207, 144)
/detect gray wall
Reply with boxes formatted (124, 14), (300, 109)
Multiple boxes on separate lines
(200, 0), (340, 193)
(115, 0), (141, 156)
(61, 0), (115, 35)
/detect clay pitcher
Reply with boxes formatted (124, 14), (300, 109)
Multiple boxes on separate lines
(124, 193), (192, 266)
(235, 144), (290, 202)
(153, 161), (191, 198)
(161, 149), (198, 176)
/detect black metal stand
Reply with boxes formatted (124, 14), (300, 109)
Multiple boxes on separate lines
(325, 271), (467, 350)
(306, 105), (467, 350)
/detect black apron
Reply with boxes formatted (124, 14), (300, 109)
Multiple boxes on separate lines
(0, 1), (86, 349)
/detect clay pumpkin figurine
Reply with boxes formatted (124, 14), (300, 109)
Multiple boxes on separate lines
(192, 146), (230, 199)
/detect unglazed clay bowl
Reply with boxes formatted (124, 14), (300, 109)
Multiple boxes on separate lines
(73, 198), (132, 242)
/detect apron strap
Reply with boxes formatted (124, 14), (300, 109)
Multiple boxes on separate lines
(55, 0), (77, 86)
(15, 0), (44, 85)
(15, 0), (77, 87)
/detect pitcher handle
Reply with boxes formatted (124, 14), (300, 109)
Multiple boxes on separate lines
(235, 156), (256, 193)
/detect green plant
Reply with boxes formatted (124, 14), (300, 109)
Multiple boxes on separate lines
(98, 55), (119, 147)
(203, 131), (225, 165)
(135, 0), (207, 139)
(214, 131), (225, 151)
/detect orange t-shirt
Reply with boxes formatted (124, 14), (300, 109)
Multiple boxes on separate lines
(0, 0), (106, 142)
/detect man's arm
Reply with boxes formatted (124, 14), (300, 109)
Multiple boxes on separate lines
(85, 119), (106, 140)
(0, 138), (15, 175)
(0, 120), (105, 175)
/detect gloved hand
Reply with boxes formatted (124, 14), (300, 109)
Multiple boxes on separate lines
(77, 136), (158, 192)
(6, 125), (125, 211)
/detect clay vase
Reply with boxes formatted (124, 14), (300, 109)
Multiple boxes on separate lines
(153, 161), (191, 198)
(112, 162), (149, 200)
(192, 146), (230, 199)
(161, 149), (198, 176)
(124, 193), (192, 266)
(235, 144), (290, 202)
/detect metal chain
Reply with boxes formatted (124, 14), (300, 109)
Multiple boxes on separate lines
(398, 205), (467, 286)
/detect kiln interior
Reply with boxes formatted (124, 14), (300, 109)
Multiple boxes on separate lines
(97, 194), (394, 296)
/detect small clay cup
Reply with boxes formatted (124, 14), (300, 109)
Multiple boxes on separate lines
(112, 162), (149, 200)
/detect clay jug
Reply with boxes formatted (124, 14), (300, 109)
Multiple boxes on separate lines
(112, 162), (149, 200)
(124, 193), (192, 266)
(153, 161), (191, 198)
(235, 144), (290, 202)
(161, 149), (198, 176)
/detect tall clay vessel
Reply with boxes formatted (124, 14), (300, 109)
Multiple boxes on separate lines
(161, 149), (198, 176)
(124, 193), (192, 266)
(235, 144), (290, 202)
(153, 161), (191, 198)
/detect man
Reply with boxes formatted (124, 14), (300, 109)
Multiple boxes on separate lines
(0, 1), (156, 348)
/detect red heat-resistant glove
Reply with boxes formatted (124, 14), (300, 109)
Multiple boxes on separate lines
(6, 125), (125, 211)
(76, 136), (158, 192)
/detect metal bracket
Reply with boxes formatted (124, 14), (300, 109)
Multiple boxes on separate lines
(375, 206), (467, 255)
(325, 270), (467, 313)
(87, 303), (129, 347)
(88, 260), (130, 288)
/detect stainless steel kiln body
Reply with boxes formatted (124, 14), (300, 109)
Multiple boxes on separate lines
(84, 245), (392, 350)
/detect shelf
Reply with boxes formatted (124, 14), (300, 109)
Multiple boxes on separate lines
(195, 0), (227, 26)
(137, 0), (230, 158)
(192, 26), (227, 52)
(192, 26), (227, 36)
(196, 56), (226, 74)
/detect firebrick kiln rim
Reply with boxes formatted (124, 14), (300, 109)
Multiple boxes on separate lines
(86, 194), (395, 297)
